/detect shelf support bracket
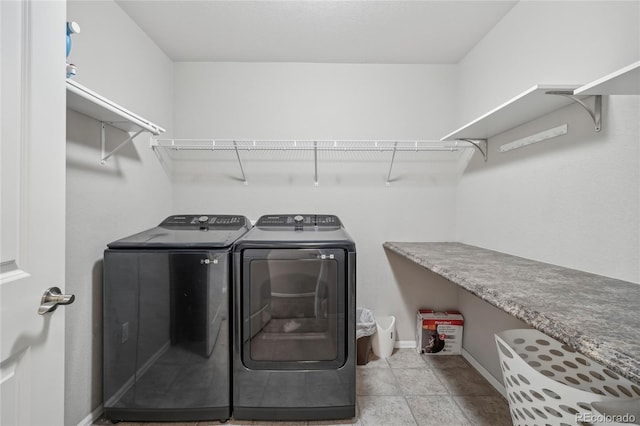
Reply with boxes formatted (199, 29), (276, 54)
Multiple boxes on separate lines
(386, 142), (398, 186)
(546, 91), (602, 132)
(314, 141), (319, 186)
(233, 141), (248, 185)
(458, 139), (488, 162)
(100, 122), (144, 164)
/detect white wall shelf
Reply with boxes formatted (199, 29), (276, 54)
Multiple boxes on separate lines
(574, 61), (640, 95)
(66, 79), (165, 163)
(441, 61), (639, 145)
(440, 85), (582, 141)
(151, 139), (476, 152)
(147, 62), (638, 173)
(151, 139), (482, 185)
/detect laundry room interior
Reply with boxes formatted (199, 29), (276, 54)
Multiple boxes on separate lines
(29, 0), (640, 424)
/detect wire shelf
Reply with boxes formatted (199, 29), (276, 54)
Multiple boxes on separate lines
(151, 138), (485, 185)
(151, 138), (474, 152)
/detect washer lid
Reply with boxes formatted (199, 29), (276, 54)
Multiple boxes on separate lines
(107, 215), (251, 249)
(235, 214), (355, 249)
(160, 214), (247, 229)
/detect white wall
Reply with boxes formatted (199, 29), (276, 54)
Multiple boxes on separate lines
(65, 1), (173, 424)
(456, 1), (640, 125)
(454, 0), (639, 385)
(170, 62), (461, 346)
(173, 63), (456, 140)
(61, 2), (640, 422)
(456, 1), (640, 283)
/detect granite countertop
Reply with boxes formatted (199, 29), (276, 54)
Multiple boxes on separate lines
(383, 241), (640, 385)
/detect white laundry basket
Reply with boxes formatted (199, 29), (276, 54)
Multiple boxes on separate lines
(495, 329), (640, 426)
(371, 315), (396, 359)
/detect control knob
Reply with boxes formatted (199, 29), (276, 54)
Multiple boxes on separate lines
(294, 215), (304, 224)
(198, 215), (209, 224)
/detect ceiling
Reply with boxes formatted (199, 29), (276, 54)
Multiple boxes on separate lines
(116, 1), (518, 64)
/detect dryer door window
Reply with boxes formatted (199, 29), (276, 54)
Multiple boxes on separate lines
(241, 248), (346, 369)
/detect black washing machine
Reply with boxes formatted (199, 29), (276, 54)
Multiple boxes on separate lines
(232, 214), (356, 421)
(103, 214), (250, 422)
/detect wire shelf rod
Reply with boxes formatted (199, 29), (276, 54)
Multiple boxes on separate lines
(151, 138), (470, 152)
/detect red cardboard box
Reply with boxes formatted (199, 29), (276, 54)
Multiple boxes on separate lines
(416, 309), (464, 355)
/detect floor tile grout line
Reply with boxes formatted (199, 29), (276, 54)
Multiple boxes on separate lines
(385, 351), (456, 426)
(402, 394), (421, 426)
(96, 351), (510, 425)
(359, 351), (513, 425)
(451, 394), (479, 426)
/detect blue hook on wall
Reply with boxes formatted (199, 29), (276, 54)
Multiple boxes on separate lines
(66, 21), (81, 58)
(66, 21), (80, 78)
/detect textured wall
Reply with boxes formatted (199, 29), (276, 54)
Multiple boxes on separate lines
(171, 62), (461, 347)
(65, 1), (173, 424)
(456, 1), (640, 283)
(454, 1), (640, 384)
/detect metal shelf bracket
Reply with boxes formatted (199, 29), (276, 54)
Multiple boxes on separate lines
(546, 91), (602, 132)
(386, 142), (399, 186)
(457, 139), (488, 162)
(314, 141), (319, 186)
(233, 141), (248, 185)
(100, 121), (145, 164)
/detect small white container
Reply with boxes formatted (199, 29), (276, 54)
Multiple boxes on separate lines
(371, 315), (396, 358)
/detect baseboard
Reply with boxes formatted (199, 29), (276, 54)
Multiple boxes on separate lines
(76, 404), (103, 426)
(395, 340), (416, 349)
(461, 348), (506, 398)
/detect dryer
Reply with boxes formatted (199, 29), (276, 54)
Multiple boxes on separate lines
(103, 214), (250, 422)
(232, 214), (356, 421)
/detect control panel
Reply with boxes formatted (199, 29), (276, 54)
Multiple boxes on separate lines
(160, 215), (246, 229)
(256, 214), (342, 229)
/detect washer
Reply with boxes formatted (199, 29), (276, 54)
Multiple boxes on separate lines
(232, 214), (356, 421)
(103, 214), (250, 422)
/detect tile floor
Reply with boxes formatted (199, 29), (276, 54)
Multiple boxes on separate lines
(95, 349), (513, 426)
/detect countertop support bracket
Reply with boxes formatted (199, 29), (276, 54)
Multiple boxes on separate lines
(233, 141), (248, 185)
(458, 138), (488, 162)
(100, 122), (144, 164)
(546, 91), (602, 132)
